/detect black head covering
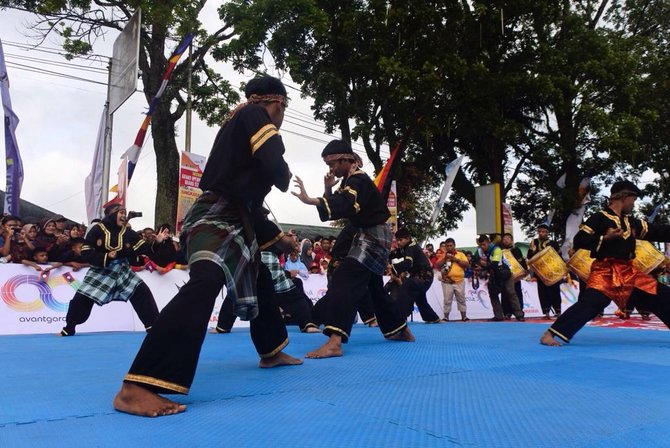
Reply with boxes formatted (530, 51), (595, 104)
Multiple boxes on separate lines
(321, 140), (354, 158)
(537, 223), (550, 230)
(395, 228), (411, 239)
(610, 180), (642, 197)
(244, 76), (287, 98)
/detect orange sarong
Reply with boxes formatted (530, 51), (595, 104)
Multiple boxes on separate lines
(587, 259), (657, 309)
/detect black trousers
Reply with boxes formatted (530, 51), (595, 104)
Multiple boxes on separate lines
(396, 277), (440, 322)
(216, 278), (317, 332)
(538, 281), (562, 315)
(61, 282), (158, 336)
(488, 278), (523, 319)
(503, 281), (525, 316)
(549, 285), (670, 342)
(124, 260), (287, 394)
(312, 257), (406, 342)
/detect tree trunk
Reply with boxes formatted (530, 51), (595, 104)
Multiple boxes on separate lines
(152, 102), (180, 228)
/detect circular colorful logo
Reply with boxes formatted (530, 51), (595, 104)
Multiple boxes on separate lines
(1, 274), (74, 312)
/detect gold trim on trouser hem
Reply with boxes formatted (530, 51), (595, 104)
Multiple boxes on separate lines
(124, 374), (190, 394)
(259, 337), (288, 359)
(144, 326), (152, 331)
(363, 317), (376, 324)
(324, 325), (349, 339)
(548, 327), (570, 343)
(383, 322), (407, 338)
(301, 323), (318, 331)
(60, 329), (69, 336)
(215, 326), (230, 333)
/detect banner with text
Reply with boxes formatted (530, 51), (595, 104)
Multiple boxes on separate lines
(176, 151), (207, 233)
(0, 264), (620, 335)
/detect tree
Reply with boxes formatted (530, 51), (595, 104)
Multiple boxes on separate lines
(0, 0), (241, 226)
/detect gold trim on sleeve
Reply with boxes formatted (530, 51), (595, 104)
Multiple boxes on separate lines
(250, 124), (279, 154)
(320, 197), (332, 220)
(124, 374), (190, 394)
(580, 225), (595, 235)
(595, 236), (604, 253)
(640, 220), (649, 239)
(260, 232), (285, 250)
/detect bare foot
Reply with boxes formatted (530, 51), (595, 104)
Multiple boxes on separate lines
(113, 382), (186, 417)
(539, 330), (561, 347)
(209, 327), (230, 334)
(306, 337), (343, 359)
(259, 351), (304, 368)
(304, 326), (321, 333)
(386, 326), (415, 342)
(367, 319), (379, 328)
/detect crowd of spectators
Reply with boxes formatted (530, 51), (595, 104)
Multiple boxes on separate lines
(0, 213), (187, 273)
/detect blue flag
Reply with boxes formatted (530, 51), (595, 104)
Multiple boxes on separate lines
(0, 39), (24, 216)
(648, 203), (663, 224)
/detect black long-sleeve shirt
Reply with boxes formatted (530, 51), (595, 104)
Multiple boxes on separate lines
(81, 222), (147, 268)
(316, 171), (390, 228)
(574, 207), (670, 260)
(390, 241), (431, 276)
(199, 104), (291, 208)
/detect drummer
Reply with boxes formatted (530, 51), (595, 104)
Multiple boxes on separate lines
(527, 224), (563, 320)
(501, 233), (527, 319)
(541, 180), (670, 346)
(477, 234), (525, 322)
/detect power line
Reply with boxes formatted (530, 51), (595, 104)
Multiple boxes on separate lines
(5, 51), (108, 74)
(5, 61), (108, 86)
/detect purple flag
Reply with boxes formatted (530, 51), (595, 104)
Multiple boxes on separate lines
(0, 39), (24, 216)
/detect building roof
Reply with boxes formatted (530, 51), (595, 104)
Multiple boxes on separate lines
(0, 190), (78, 226)
(278, 222), (341, 240)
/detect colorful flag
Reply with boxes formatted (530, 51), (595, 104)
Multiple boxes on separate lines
(374, 141), (403, 201)
(106, 33), (194, 205)
(427, 155), (464, 229)
(0, 39), (24, 216)
(84, 105), (108, 222)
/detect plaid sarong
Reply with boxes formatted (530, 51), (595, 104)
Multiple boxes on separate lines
(261, 251), (295, 293)
(180, 191), (260, 321)
(347, 224), (392, 276)
(76, 259), (144, 306)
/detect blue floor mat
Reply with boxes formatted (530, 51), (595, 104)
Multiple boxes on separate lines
(1, 322), (670, 447)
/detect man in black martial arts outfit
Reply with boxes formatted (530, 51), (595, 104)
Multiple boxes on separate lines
(292, 139), (414, 359)
(213, 214), (320, 334)
(389, 227), (441, 323)
(541, 180), (670, 346)
(60, 204), (161, 336)
(113, 76), (302, 417)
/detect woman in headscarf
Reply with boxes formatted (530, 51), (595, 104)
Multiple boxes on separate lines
(299, 238), (313, 269)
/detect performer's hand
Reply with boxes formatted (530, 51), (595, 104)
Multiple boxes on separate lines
(324, 172), (338, 189)
(155, 228), (170, 243)
(291, 176), (319, 206)
(604, 228), (624, 240)
(108, 250), (118, 259)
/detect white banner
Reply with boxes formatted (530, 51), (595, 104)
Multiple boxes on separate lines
(0, 264), (619, 335)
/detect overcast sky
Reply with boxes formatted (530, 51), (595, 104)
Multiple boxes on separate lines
(0, 3), (524, 247)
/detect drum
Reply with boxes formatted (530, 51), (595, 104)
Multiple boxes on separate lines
(632, 240), (666, 274)
(502, 249), (527, 282)
(527, 246), (568, 286)
(567, 249), (594, 282)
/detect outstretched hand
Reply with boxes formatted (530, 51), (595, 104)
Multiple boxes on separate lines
(292, 176), (319, 206)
